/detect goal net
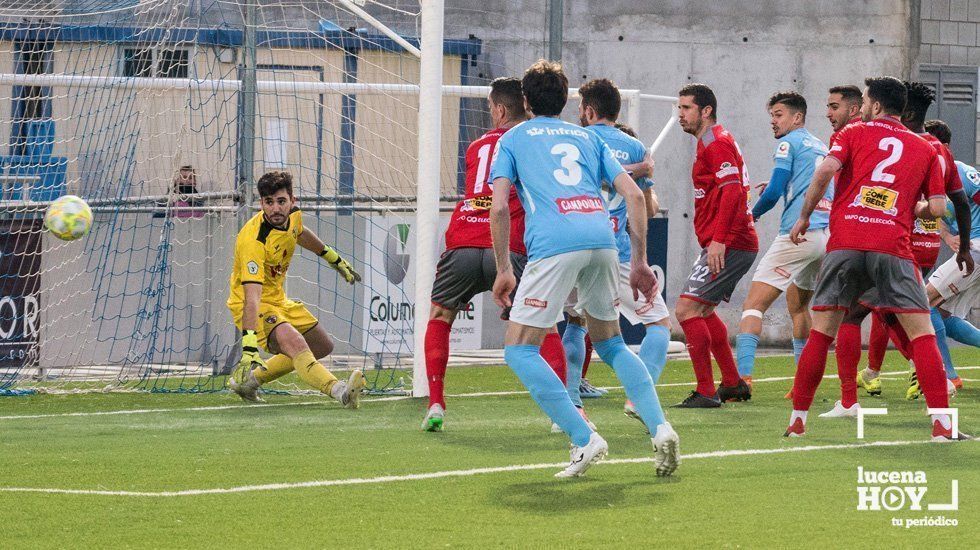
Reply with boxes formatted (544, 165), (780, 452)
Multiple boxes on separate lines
(0, 0), (673, 396)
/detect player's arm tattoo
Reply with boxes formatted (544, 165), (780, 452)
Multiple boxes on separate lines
(489, 176), (514, 273)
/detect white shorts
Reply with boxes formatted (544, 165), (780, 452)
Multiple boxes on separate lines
(928, 239), (980, 318)
(751, 227), (829, 291)
(566, 262), (670, 325)
(511, 248), (620, 329)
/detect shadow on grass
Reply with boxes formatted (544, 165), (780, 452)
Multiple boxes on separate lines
(489, 477), (676, 515)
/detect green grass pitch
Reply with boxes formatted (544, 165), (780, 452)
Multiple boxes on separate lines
(1, 348), (977, 548)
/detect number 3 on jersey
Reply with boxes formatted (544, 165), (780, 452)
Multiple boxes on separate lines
(551, 143), (582, 186)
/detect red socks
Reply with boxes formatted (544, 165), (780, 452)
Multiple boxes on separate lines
(887, 321), (913, 360)
(704, 312), (740, 387)
(680, 316), (716, 396)
(424, 319), (450, 408)
(835, 323), (860, 408)
(867, 314), (888, 373)
(540, 332), (567, 384)
(582, 334), (593, 378)
(910, 335), (950, 409)
(792, 329), (834, 411)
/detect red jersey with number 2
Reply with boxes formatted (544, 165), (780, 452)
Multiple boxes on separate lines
(825, 117), (945, 260)
(444, 128), (526, 255)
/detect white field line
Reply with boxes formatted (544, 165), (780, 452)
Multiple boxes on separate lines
(0, 438), (961, 498)
(2, 365), (977, 422)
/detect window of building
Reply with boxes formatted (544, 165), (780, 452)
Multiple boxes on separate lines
(122, 48), (189, 78)
(11, 40), (53, 157)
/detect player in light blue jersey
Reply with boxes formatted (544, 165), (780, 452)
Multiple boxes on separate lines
(489, 61), (679, 478)
(947, 160), (980, 241)
(923, 121), (980, 391)
(559, 79), (672, 429)
(735, 92), (835, 400)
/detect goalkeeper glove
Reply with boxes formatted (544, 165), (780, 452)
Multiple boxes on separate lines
(234, 330), (267, 384)
(320, 246), (361, 284)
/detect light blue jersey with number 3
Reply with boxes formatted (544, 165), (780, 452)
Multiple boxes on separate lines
(490, 116), (624, 260)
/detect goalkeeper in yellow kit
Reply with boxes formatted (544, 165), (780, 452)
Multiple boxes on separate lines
(227, 170), (365, 407)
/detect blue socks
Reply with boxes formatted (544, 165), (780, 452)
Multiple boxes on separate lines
(792, 338), (807, 365)
(735, 333), (759, 377)
(930, 309), (958, 380)
(943, 315), (980, 348)
(639, 324), (671, 383)
(561, 323), (588, 407)
(504, 345), (592, 446)
(594, 335), (666, 431)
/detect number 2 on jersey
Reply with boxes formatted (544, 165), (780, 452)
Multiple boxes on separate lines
(871, 137), (903, 184)
(551, 143), (582, 186)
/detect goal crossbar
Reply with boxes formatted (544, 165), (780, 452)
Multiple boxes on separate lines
(0, 73), (651, 99)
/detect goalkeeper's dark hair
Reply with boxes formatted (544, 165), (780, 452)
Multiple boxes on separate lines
(828, 85), (862, 107)
(522, 59), (568, 116)
(767, 91), (807, 120)
(864, 76), (907, 116)
(579, 78), (622, 121)
(614, 122), (638, 138)
(257, 170), (293, 198)
(924, 119), (952, 145)
(678, 83), (718, 119)
(902, 80), (936, 126)
(489, 77), (525, 121)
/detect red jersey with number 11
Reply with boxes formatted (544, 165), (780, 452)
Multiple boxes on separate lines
(825, 117), (945, 260)
(444, 128), (526, 254)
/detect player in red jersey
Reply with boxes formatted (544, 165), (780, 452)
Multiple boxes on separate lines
(674, 84), (758, 408)
(787, 76), (966, 440)
(802, 84), (866, 412)
(421, 78), (567, 431)
(851, 81), (973, 402)
(826, 85), (862, 145)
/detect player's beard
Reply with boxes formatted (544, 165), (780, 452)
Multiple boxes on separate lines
(264, 212), (287, 227)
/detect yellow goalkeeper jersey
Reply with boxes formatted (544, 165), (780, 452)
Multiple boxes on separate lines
(227, 209), (304, 310)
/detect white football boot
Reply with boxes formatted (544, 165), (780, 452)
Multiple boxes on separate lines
(331, 369), (366, 409)
(554, 432), (608, 478)
(819, 400), (861, 418)
(651, 422), (681, 477)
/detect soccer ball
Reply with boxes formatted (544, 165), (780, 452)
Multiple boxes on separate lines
(44, 195), (93, 241)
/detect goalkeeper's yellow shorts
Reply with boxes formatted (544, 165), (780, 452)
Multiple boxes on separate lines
(230, 299), (319, 352)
